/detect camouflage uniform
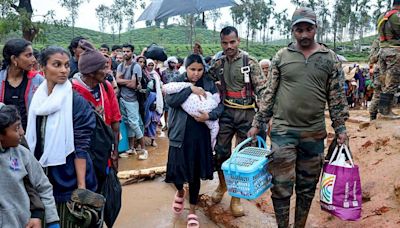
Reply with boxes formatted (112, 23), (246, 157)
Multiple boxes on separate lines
(368, 39), (383, 118)
(379, 48), (400, 95)
(209, 50), (267, 170)
(369, 66), (384, 116)
(253, 43), (348, 228)
(377, 8), (400, 115)
(208, 49), (266, 217)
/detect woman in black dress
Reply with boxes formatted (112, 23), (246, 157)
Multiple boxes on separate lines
(165, 54), (223, 227)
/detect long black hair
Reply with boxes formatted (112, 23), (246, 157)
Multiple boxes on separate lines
(39, 46), (70, 67)
(68, 36), (85, 56)
(0, 104), (21, 134)
(1, 38), (32, 70)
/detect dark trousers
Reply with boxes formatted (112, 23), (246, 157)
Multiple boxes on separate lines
(175, 179), (201, 205)
(214, 107), (255, 170)
(269, 129), (326, 228)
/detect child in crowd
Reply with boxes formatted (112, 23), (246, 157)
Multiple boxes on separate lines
(0, 103), (59, 227)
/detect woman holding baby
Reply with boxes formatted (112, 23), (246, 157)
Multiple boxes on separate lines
(164, 54), (223, 227)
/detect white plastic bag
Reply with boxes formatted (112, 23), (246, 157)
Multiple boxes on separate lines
(329, 144), (353, 168)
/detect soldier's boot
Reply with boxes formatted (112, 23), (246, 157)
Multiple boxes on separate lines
(272, 197), (290, 228)
(370, 112), (377, 121)
(230, 197), (245, 217)
(211, 171), (227, 203)
(294, 194), (313, 228)
(378, 93), (400, 119)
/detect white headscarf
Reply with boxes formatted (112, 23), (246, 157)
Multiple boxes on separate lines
(164, 56), (178, 67)
(25, 80), (74, 167)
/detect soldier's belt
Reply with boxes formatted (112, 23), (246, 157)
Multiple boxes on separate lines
(226, 90), (246, 99)
(224, 98), (255, 109)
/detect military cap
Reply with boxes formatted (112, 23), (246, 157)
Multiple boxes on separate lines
(291, 7), (317, 27)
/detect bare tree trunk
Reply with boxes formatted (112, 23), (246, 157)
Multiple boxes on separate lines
(213, 23), (216, 44)
(263, 26), (266, 44)
(246, 21), (250, 51)
(333, 23), (338, 51)
(189, 15), (194, 49)
(13, 0), (37, 41)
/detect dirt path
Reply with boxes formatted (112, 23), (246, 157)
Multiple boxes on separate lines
(255, 108), (400, 227)
(115, 108), (400, 227)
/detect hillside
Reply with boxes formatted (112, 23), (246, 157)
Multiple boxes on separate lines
(0, 24), (374, 62)
(36, 24), (221, 46)
(27, 24), (284, 60)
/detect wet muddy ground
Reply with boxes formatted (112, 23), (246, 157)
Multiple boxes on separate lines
(114, 108), (400, 227)
(118, 130), (169, 171)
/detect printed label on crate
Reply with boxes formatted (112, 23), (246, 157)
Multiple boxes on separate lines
(320, 173), (336, 204)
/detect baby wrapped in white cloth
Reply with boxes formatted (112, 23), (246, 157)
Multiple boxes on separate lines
(163, 82), (220, 149)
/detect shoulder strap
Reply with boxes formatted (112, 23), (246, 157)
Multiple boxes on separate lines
(129, 62), (139, 87)
(218, 57), (227, 101)
(242, 54), (253, 99)
(378, 9), (399, 41)
(242, 54), (249, 68)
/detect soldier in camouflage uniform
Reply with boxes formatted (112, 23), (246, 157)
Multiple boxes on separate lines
(248, 8), (349, 228)
(368, 39), (384, 120)
(208, 26), (267, 217)
(376, 0), (400, 118)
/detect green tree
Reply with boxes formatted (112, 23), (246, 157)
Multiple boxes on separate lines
(332, 0), (352, 50)
(145, 20), (152, 27)
(207, 9), (222, 43)
(59, 0), (89, 38)
(230, 0), (264, 50)
(109, 0), (143, 43)
(0, 0), (50, 41)
(356, 0), (372, 46)
(155, 17), (169, 28)
(275, 9), (292, 40)
(180, 14), (203, 45)
(95, 4), (109, 33)
(259, 0), (275, 44)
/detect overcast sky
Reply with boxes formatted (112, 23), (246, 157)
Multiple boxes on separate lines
(31, 0), (296, 36)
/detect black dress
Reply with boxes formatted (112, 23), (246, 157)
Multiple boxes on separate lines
(165, 82), (214, 185)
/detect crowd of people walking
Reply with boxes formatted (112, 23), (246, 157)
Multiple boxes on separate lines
(1, 2), (399, 227)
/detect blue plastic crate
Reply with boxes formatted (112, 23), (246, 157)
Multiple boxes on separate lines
(222, 136), (273, 200)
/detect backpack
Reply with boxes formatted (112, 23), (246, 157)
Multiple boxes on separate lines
(130, 62), (149, 120)
(90, 109), (114, 186)
(217, 54), (253, 103)
(377, 9), (400, 41)
(71, 79), (114, 187)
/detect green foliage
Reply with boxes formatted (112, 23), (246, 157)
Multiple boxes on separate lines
(26, 24), (221, 46)
(1, 23), (373, 63)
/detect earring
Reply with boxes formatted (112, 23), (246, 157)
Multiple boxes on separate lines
(14, 62), (18, 67)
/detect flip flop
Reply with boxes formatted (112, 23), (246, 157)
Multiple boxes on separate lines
(187, 214), (200, 228)
(172, 190), (185, 215)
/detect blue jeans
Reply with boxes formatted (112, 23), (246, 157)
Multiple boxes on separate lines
(119, 98), (144, 139)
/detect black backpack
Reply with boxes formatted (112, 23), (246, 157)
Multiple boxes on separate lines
(71, 81), (114, 189)
(130, 63), (149, 120)
(89, 109), (114, 187)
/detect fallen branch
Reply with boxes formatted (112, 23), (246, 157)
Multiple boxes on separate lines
(118, 166), (166, 186)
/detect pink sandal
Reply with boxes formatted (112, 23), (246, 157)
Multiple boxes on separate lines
(187, 214), (200, 228)
(172, 190), (185, 215)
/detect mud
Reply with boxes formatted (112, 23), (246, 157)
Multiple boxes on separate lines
(115, 108), (400, 227)
(255, 108), (400, 227)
